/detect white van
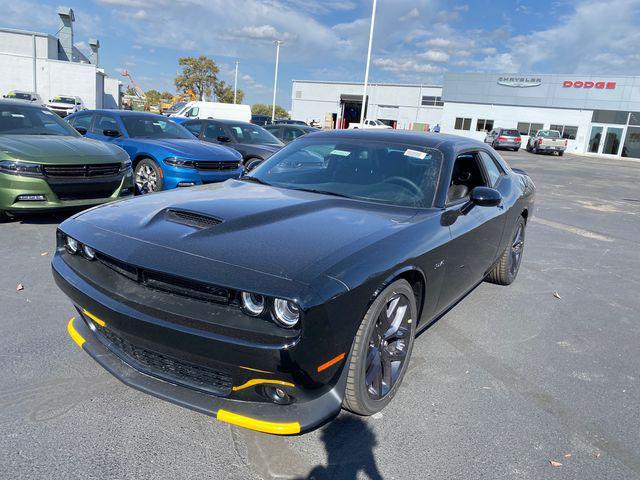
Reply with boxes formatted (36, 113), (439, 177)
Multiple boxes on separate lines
(170, 101), (251, 123)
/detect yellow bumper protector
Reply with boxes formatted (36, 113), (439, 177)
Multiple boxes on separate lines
(67, 317), (85, 347)
(82, 308), (106, 327)
(232, 378), (295, 392)
(217, 409), (300, 435)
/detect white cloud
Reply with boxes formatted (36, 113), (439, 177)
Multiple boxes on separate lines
(373, 57), (445, 74)
(418, 50), (450, 63)
(400, 8), (420, 21)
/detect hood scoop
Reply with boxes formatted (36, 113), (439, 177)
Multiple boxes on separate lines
(165, 209), (222, 229)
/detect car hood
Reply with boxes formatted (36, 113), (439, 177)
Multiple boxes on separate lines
(47, 102), (75, 109)
(68, 180), (416, 286)
(129, 138), (241, 160)
(0, 135), (126, 163)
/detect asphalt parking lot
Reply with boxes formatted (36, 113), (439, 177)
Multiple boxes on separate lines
(1, 149), (639, 480)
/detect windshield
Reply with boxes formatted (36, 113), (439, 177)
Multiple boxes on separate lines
(169, 102), (186, 111)
(226, 123), (281, 145)
(0, 104), (79, 136)
(52, 96), (75, 104)
(122, 115), (195, 139)
(7, 92), (31, 100)
(539, 130), (561, 138)
(248, 138), (443, 208)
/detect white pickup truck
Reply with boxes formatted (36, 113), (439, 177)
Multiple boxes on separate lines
(348, 119), (392, 129)
(47, 95), (85, 117)
(526, 129), (567, 156)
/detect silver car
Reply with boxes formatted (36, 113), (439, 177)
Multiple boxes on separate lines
(484, 128), (521, 151)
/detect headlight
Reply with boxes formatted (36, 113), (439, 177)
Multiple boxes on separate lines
(164, 157), (194, 168)
(65, 236), (79, 254)
(273, 299), (300, 328)
(120, 159), (132, 172)
(82, 244), (96, 260)
(240, 292), (266, 316)
(0, 160), (43, 176)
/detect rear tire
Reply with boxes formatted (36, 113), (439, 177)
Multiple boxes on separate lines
(134, 158), (164, 194)
(558, 151), (564, 156)
(343, 279), (417, 416)
(526, 142), (532, 152)
(487, 216), (526, 286)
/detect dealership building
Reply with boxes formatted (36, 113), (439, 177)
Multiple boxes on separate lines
(0, 8), (120, 109)
(291, 73), (640, 159)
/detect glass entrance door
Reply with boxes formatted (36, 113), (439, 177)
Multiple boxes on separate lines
(602, 127), (624, 155)
(588, 126), (603, 153)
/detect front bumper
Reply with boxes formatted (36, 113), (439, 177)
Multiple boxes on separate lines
(52, 254), (349, 434)
(0, 171), (134, 212)
(163, 167), (243, 189)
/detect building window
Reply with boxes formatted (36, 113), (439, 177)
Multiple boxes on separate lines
(629, 112), (640, 126)
(295, 91), (302, 99)
(454, 117), (472, 131)
(550, 124), (578, 140)
(592, 110), (629, 125)
(421, 95), (444, 107)
(517, 122), (544, 136)
(476, 119), (494, 132)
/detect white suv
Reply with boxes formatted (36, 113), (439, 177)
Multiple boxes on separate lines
(47, 95), (85, 117)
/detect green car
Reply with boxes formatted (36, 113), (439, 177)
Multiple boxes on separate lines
(0, 99), (133, 221)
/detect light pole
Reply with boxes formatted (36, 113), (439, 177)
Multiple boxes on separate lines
(272, 40), (283, 121)
(359, 0), (377, 126)
(233, 60), (239, 104)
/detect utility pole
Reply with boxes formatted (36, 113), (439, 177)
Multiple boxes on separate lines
(272, 40), (283, 121)
(233, 60), (239, 104)
(359, 0), (377, 126)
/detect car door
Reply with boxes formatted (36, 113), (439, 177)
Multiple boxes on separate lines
(436, 150), (508, 312)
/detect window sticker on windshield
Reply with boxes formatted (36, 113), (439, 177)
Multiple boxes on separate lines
(42, 110), (54, 115)
(330, 149), (351, 157)
(404, 149), (427, 160)
(11, 114), (26, 118)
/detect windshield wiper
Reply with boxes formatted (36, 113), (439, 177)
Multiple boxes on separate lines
(289, 187), (352, 199)
(240, 176), (271, 186)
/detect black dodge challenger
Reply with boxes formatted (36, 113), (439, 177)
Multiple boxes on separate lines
(53, 130), (535, 435)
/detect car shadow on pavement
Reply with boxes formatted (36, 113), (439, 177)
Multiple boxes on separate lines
(5, 210), (81, 226)
(297, 414), (383, 480)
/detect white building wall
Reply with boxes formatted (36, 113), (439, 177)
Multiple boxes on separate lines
(291, 81), (443, 129)
(441, 102), (593, 153)
(42, 59), (98, 108)
(103, 77), (121, 109)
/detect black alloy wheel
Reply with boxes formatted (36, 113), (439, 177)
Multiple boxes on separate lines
(487, 215), (526, 285)
(343, 279), (417, 415)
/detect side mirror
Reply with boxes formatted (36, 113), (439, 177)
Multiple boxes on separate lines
(103, 129), (121, 137)
(191, 131), (200, 137)
(217, 135), (231, 143)
(75, 126), (88, 135)
(470, 186), (502, 207)
(245, 159), (263, 172)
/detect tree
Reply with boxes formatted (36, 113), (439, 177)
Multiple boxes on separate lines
(175, 55), (219, 100)
(124, 86), (137, 96)
(215, 80), (245, 104)
(144, 89), (163, 105)
(252, 103), (289, 119)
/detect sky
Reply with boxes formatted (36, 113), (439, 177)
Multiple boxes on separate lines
(3, 0), (640, 108)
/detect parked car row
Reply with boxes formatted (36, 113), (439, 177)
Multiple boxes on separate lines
(2, 90), (85, 117)
(484, 127), (567, 155)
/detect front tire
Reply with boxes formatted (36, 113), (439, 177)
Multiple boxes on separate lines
(343, 279), (417, 416)
(134, 158), (163, 194)
(558, 151), (564, 156)
(487, 216), (526, 286)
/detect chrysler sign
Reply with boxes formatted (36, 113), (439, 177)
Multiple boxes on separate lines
(563, 80), (616, 89)
(497, 76), (542, 88)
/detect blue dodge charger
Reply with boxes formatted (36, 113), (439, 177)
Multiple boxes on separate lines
(66, 110), (242, 193)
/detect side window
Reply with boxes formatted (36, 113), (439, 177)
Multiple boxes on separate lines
(184, 122), (202, 136)
(70, 113), (92, 130)
(447, 152), (489, 204)
(185, 107), (199, 118)
(92, 114), (118, 134)
(479, 151), (504, 187)
(203, 122), (227, 140)
(283, 127), (304, 142)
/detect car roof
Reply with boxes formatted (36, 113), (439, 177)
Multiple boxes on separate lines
(0, 98), (44, 108)
(306, 129), (487, 150)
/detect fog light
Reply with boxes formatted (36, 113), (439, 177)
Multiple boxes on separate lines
(17, 194), (45, 201)
(273, 299), (300, 328)
(65, 236), (79, 254)
(82, 245), (96, 260)
(241, 292), (266, 316)
(177, 181), (196, 187)
(263, 385), (293, 405)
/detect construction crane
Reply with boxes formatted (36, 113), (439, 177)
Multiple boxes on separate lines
(121, 69), (146, 99)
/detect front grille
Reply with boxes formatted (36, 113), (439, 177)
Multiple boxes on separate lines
(43, 163), (121, 178)
(96, 252), (231, 304)
(166, 209), (222, 228)
(193, 161), (239, 171)
(96, 325), (233, 396)
(49, 180), (120, 201)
